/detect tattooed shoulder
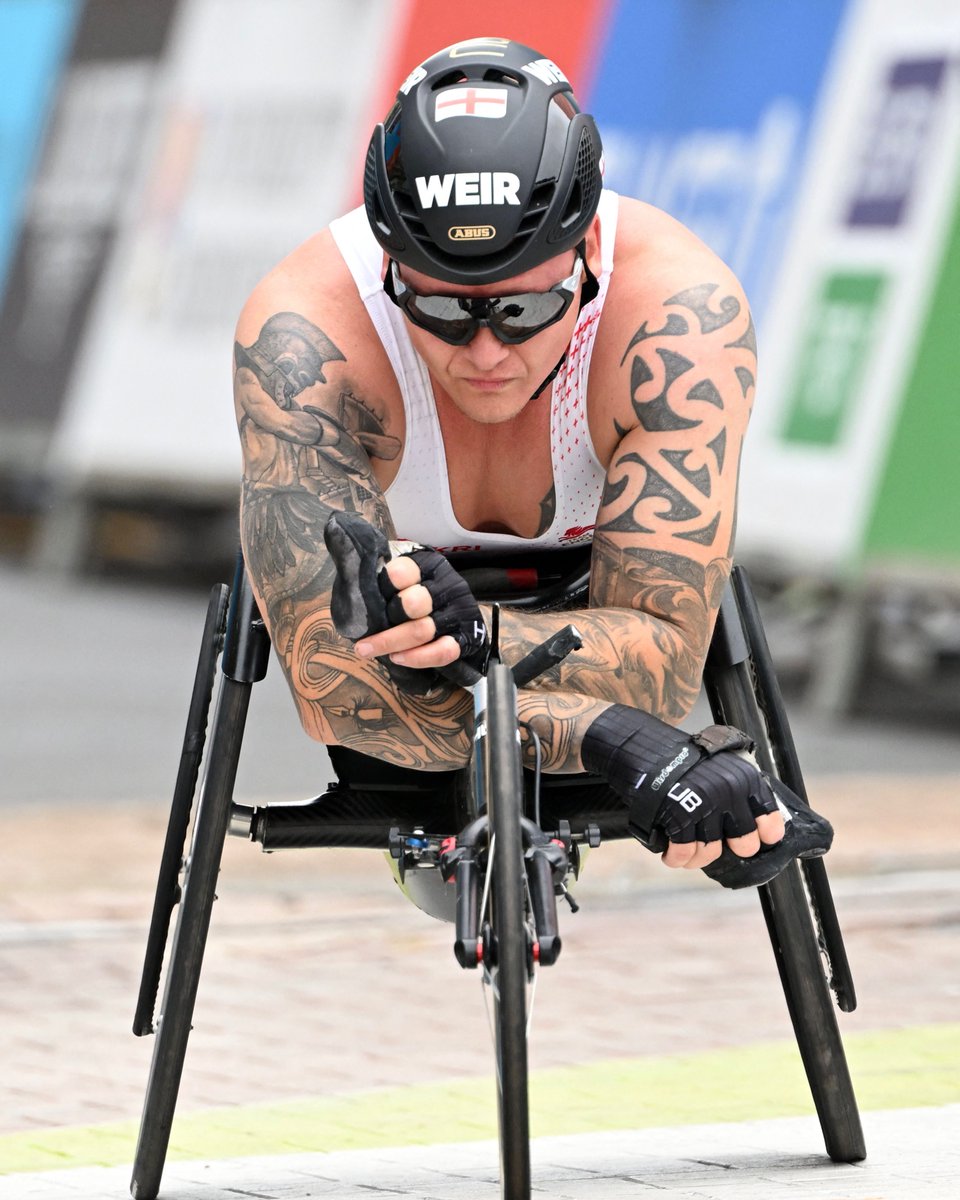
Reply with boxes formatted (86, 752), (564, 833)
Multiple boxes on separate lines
(235, 309), (401, 464)
(597, 278), (754, 556)
(235, 311), (345, 401)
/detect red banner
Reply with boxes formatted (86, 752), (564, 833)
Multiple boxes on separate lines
(350, 0), (613, 206)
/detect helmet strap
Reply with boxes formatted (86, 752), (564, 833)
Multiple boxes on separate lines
(529, 241), (598, 400)
(578, 239), (601, 307)
(530, 353), (566, 400)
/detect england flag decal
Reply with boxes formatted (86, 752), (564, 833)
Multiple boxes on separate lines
(435, 87), (508, 122)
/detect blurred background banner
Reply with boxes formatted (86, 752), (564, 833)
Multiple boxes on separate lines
(0, 0), (957, 594)
(0, 0), (177, 485)
(738, 0), (960, 576)
(35, 0), (396, 528)
(0, 0), (78, 295)
(588, 0), (849, 330)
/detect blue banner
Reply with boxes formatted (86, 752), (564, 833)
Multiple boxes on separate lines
(0, 0), (179, 441)
(0, 0), (79, 295)
(586, 0), (849, 324)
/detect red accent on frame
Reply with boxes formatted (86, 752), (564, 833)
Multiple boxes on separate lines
(506, 568), (540, 590)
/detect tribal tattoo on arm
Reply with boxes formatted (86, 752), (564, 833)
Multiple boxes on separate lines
(500, 281), (757, 769)
(235, 309), (473, 768)
(235, 279), (754, 775)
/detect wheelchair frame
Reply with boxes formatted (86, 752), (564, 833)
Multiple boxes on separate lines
(129, 554), (865, 1200)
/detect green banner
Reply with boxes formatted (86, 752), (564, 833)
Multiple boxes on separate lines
(864, 174), (960, 563)
(780, 271), (887, 447)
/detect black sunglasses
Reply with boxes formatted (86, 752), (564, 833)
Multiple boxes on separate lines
(383, 255), (585, 346)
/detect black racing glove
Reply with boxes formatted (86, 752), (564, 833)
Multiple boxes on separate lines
(323, 511), (488, 694)
(378, 547), (488, 672)
(581, 705), (833, 888)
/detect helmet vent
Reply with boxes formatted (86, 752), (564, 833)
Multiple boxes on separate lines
(431, 70), (468, 90)
(483, 68), (523, 86)
(516, 181), (553, 236)
(363, 137), (377, 195)
(548, 126), (600, 239)
(394, 192), (435, 253)
(395, 191), (427, 234)
(560, 180), (583, 226)
(363, 139), (399, 245)
(575, 127), (600, 197)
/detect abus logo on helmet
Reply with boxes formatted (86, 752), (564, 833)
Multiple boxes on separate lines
(415, 172), (521, 209)
(449, 225), (495, 241)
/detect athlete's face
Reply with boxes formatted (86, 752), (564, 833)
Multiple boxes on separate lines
(390, 222), (600, 425)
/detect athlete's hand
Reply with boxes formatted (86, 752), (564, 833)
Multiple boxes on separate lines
(581, 705), (833, 888)
(324, 512), (487, 693)
(357, 548), (489, 674)
(653, 750), (785, 870)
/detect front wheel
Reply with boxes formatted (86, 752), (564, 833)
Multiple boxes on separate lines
(482, 661), (531, 1199)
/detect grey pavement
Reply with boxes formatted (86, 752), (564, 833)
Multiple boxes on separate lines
(2, 562), (331, 808)
(4, 1108), (960, 1199)
(4, 804), (959, 1131)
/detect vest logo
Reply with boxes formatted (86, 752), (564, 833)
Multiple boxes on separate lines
(560, 524), (595, 542)
(449, 224), (495, 241)
(415, 172), (521, 209)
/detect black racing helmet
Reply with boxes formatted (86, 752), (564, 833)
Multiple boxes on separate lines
(364, 37), (603, 285)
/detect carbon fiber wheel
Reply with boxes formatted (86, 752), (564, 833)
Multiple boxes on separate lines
(483, 661), (531, 1199)
(130, 676), (253, 1199)
(705, 574), (865, 1164)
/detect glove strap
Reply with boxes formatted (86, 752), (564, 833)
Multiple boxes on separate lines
(629, 723), (754, 840)
(581, 706), (756, 845)
(692, 724), (754, 756)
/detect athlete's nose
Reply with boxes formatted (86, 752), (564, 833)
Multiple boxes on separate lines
(463, 324), (510, 369)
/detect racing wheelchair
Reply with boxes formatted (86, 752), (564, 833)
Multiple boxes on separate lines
(129, 547), (865, 1200)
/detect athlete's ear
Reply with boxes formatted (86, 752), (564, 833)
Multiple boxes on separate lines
(584, 215), (601, 279)
(380, 253), (390, 283)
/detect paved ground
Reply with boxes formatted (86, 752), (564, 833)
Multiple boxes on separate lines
(1, 562), (958, 1198)
(5, 1107), (960, 1199)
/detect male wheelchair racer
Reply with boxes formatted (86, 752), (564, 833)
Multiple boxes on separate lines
(129, 544), (865, 1200)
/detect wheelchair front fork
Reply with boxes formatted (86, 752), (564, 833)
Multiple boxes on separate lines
(406, 815), (598, 972)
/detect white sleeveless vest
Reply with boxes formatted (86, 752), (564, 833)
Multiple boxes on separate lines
(329, 190), (617, 553)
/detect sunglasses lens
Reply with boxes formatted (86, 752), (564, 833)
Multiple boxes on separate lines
(407, 292), (569, 344)
(405, 295), (477, 344)
(491, 292), (569, 340)
(387, 257), (580, 346)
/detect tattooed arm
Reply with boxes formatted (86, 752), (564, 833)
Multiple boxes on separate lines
(236, 216), (754, 778)
(365, 275), (756, 771)
(234, 298), (474, 770)
(508, 278), (756, 765)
